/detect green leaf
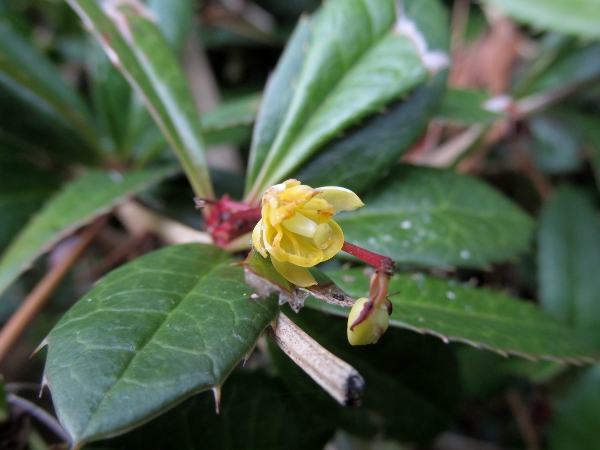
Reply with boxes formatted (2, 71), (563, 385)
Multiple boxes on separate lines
(436, 88), (503, 125)
(548, 364), (600, 450)
(243, 250), (355, 310)
(0, 22), (102, 164)
(87, 40), (132, 157)
(479, 0), (600, 39)
(0, 159), (60, 253)
(200, 93), (260, 147)
(0, 167), (175, 297)
(551, 109), (600, 193)
(244, 15), (312, 196)
(538, 185), (600, 334)
(245, 0), (445, 203)
(306, 268), (597, 362)
(66, 0), (213, 198)
(336, 165), (534, 268)
(530, 115), (583, 174)
(44, 244), (279, 446)
(146, 0), (196, 52)
(297, 0), (449, 194)
(88, 371), (333, 450)
(273, 308), (460, 442)
(518, 43), (600, 96)
(200, 93), (261, 138)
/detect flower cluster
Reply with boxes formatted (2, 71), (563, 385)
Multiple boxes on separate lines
(252, 179), (364, 287)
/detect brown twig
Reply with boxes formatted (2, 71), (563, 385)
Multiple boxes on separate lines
(506, 388), (540, 450)
(0, 217), (107, 362)
(268, 312), (364, 406)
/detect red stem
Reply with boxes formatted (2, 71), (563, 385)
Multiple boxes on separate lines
(342, 242), (396, 275)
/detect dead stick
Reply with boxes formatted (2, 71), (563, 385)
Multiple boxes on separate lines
(268, 312), (364, 406)
(0, 217), (107, 362)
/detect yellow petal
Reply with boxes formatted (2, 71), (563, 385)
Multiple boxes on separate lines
(271, 257), (317, 287)
(252, 220), (268, 258)
(317, 187), (364, 213)
(320, 219), (344, 261)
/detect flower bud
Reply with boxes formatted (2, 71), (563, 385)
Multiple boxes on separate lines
(347, 297), (390, 345)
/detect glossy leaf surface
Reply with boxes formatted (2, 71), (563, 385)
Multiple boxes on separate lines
(336, 165), (534, 268)
(306, 268), (597, 362)
(245, 0), (443, 203)
(44, 244), (279, 445)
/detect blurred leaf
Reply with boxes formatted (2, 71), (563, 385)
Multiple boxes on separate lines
(480, 0), (600, 39)
(306, 268), (598, 362)
(538, 185), (600, 336)
(245, 0), (443, 203)
(275, 308), (460, 442)
(336, 165), (534, 268)
(518, 43), (600, 96)
(89, 371), (333, 450)
(200, 93), (261, 136)
(44, 244), (279, 446)
(436, 88), (503, 125)
(454, 346), (509, 400)
(66, 0), (213, 198)
(551, 109), (600, 193)
(0, 167), (175, 297)
(201, 93), (261, 146)
(0, 21), (102, 164)
(0, 159), (60, 253)
(511, 34), (576, 96)
(297, 0), (449, 194)
(145, 0), (195, 52)
(548, 364), (600, 450)
(87, 40), (132, 156)
(530, 115), (582, 174)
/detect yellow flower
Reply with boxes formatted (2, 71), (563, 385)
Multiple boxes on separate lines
(347, 297), (390, 345)
(252, 179), (364, 287)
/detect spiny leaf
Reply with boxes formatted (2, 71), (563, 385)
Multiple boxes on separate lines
(336, 165), (534, 268)
(306, 268), (598, 363)
(44, 244), (279, 446)
(245, 0), (447, 203)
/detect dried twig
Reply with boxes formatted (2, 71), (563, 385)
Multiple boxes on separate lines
(268, 312), (364, 406)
